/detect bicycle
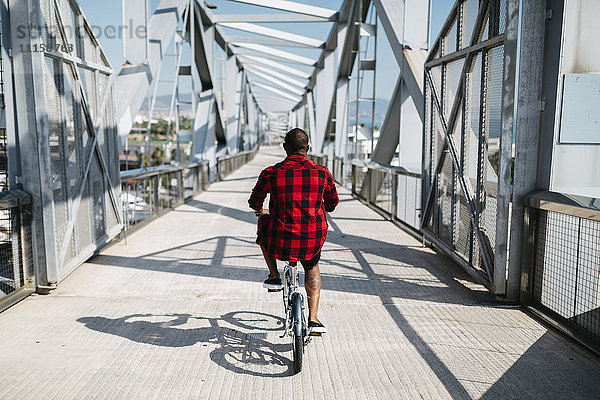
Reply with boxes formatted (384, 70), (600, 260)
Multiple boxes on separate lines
(269, 260), (319, 373)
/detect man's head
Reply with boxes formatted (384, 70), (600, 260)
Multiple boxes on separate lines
(283, 128), (310, 156)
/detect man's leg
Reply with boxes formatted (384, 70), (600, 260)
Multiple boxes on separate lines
(304, 263), (321, 322)
(260, 246), (279, 278)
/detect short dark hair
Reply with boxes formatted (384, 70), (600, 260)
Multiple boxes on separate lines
(284, 128), (309, 153)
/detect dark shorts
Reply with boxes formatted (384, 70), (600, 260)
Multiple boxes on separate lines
(300, 252), (321, 269)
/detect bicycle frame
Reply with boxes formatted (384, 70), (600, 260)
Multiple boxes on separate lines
(280, 261), (306, 339)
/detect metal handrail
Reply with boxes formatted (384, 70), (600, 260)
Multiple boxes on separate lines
(0, 189), (32, 210)
(525, 190), (600, 222)
(351, 159), (422, 179)
(120, 161), (207, 181)
(216, 147), (258, 163)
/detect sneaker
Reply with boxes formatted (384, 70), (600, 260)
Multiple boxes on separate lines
(263, 276), (283, 290)
(308, 320), (327, 335)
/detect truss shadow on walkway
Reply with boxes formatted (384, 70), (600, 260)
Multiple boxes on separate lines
(6, 146), (595, 399)
(77, 311), (294, 378)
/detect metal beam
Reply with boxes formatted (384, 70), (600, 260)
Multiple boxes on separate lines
(513, 0), (564, 302)
(192, 91), (217, 163)
(214, 13), (336, 23)
(245, 64), (306, 89)
(371, 76), (403, 164)
(246, 68), (304, 92)
(373, 0), (427, 121)
(238, 55), (311, 79)
(191, 3), (215, 90)
(334, 77), (349, 157)
(9, 0), (57, 285)
(246, 70), (304, 96)
(251, 81), (301, 103)
(358, 76), (404, 200)
(226, 36), (320, 48)
(254, 94), (297, 106)
(115, 0), (187, 146)
(494, 0), (519, 296)
(232, 43), (316, 66)
(225, 55), (241, 153)
(219, 22), (324, 48)
(224, 0), (337, 19)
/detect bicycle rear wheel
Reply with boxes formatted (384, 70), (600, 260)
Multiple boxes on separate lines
(292, 332), (303, 373)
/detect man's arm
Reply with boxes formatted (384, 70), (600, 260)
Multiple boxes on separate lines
(323, 171), (339, 212)
(248, 169), (270, 211)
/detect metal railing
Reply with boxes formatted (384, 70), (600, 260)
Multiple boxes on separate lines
(306, 153), (327, 168)
(0, 190), (34, 311)
(120, 161), (210, 233)
(217, 147), (259, 180)
(522, 191), (600, 353)
(352, 160), (422, 231)
(332, 156), (344, 185)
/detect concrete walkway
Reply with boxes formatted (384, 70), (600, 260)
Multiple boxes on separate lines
(0, 146), (599, 399)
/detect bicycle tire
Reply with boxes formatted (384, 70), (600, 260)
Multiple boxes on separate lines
(292, 331), (303, 373)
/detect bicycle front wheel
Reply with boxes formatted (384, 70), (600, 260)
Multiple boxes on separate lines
(292, 332), (303, 373)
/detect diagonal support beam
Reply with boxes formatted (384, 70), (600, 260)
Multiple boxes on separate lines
(373, 0), (427, 122)
(115, 0), (187, 146)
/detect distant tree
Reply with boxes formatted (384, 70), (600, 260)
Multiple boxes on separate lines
(152, 146), (164, 164)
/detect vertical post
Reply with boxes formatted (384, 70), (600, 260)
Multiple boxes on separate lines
(508, 0), (563, 301)
(519, 205), (536, 305)
(237, 70), (246, 152)
(370, 8), (377, 157)
(354, 0), (361, 160)
(1, 0), (21, 190)
(10, 0), (59, 285)
(494, 0), (519, 296)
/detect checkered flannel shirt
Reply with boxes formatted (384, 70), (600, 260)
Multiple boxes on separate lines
(248, 154), (339, 262)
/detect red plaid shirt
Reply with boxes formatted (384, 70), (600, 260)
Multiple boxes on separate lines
(249, 154), (339, 262)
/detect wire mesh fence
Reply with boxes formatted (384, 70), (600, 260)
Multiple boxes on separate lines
(0, 191), (34, 308)
(217, 147), (259, 180)
(422, 0), (508, 287)
(121, 147), (259, 234)
(525, 194), (600, 353)
(352, 161), (422, 232)
(332, 156), (346, 186)
(120, 161), (209, 233)
(306, 153), (327, 168)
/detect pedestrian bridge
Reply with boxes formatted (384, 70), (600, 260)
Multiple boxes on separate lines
(0, 147), (598, 399)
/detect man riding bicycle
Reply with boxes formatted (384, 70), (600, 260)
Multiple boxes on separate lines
(248, 128), (339, 335)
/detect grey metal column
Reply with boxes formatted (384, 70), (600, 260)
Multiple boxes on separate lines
(225, 54), (240, 154)
(493, 0), (519, 296)
(509, 0), (564, 301)
(9, 0), (58, 285)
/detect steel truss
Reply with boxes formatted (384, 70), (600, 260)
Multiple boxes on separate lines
(422, 0), (517, 293)
(10, 0), (122, 284)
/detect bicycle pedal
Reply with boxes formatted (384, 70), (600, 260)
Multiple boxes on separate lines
(309, 332), (322, 337)
(267, 288), (282, 292)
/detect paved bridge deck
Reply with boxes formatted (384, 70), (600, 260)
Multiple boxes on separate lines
(1, 146), (599, 399)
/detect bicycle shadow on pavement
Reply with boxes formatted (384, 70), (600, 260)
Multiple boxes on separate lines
(77, 311), (294, 377)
